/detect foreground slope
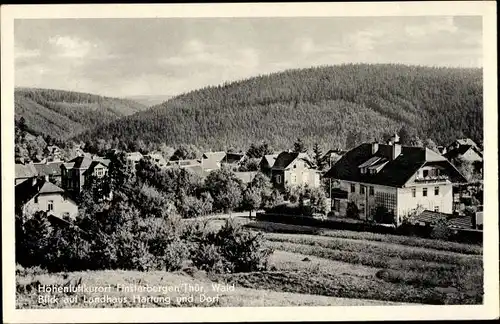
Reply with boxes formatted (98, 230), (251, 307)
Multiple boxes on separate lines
(15, 88), (149, 139)
(76, 64), (483, 150)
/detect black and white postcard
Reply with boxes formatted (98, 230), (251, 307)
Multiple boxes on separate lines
(1, 2), (498, 323)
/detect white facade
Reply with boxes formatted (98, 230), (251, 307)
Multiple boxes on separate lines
(284, 158), (320, 188)
(335, 165), (454, 226)
(23, 193), (79, 220)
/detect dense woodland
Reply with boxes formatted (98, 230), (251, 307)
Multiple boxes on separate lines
(14, 88), (148, 139)
(74, 64), (483, 152)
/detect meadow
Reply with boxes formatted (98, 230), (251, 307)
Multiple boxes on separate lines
(16, 217), (483, 307)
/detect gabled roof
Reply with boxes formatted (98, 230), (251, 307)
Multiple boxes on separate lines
(33, 162), (63, 177)
(456, 138), (479, 148)
(15, 163), (38, 179)
(261, 154), (279, 168)
(83, 160), (109, 174)
(272, 152), (313, 170)
(202, 151), (226, 162)
(445, 145), (483, 161)
(67, 156), (93, 169)
(324, 143), (466, 187)
(15, 178), (65, 207)
(224, 152), (245, 164)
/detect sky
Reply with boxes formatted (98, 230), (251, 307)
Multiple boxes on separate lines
(14, 16), (482, 97)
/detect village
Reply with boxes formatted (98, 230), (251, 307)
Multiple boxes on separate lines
(14, 132), (484, 237)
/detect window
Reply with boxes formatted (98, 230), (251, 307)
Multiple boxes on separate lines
(333, 199), (340, 212)
(48, 200), (54, 211)
(34, 196), (38, 204)
(360, 185), (365, 195)
(423, 170), (429, 178)
(423, 188), (428, 197)
(291, 174), (297, 184)
(350, 184), (355, 193)
(434, 186), (439, 196)
(412, 188), (416, 198)
(276, 175), (281, 184)
(369, 186), (374, 196)
(63, 212), (70, 220)
(375, 192), (397, 214)
(434, 206), (439, 212)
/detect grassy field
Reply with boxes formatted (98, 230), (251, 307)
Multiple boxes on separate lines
(235, 220), (483, 305)
(16, 217), (483, 307)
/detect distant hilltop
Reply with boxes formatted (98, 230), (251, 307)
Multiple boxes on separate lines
(75, 63), (483, 152)
(124, 95), (174, 107)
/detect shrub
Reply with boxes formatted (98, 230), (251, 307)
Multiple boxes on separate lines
(191, 244), (227, 273)
(192, 219), (273, 273)
(373, 205), (395, 224)
(431, 220), (453, 240)
(163, 239), (191, 271)
(346, 201), (359, 219)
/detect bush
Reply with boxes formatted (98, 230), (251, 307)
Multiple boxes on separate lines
(192, 219), (273, 273)
(163, 239), (191, 271)
(191, 244), (227, 273)
(346, 201), (359, 219)
(431, 220), (453, 240)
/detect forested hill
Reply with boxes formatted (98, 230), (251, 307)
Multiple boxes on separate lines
(14, 88), (149, 139)
(76, 64), (483, 151)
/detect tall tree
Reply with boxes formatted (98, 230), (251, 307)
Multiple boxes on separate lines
(293, 138), (307, 153)
(312, 143), (325, 170)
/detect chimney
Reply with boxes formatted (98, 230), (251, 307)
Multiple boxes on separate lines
(31, 177), (37, 186)
(371, 142), (379, 155)
(391, 143), (402, 160)
(44, 175), (49, 182)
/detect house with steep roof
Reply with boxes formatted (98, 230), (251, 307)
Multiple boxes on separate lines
(222, 152), (246, 170)
(323, 141), (467, 226)
(15, 176), (78, 220)
(15, 163), (38, 185)
(444, 138), (483, 174)
(202, 151), (226, 163)
(60, 156), (111, 195)
(33, 161), (64, 186)
(270, 152), (320, 190)
(259, 154), (279, 176)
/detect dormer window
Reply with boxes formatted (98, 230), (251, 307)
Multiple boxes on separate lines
(423, 170), (429, 178)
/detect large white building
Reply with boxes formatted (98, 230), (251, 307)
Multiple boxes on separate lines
(324, 141), (467, 226)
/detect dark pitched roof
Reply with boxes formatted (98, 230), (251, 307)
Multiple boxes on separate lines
(324, 143), (467, 187)
(33, 162), (63, 177)
(272, 152), (312, 170)
(15, 178), (65, 207)
(68, 156), (93, 169)
(261, 154), (279, 168)
(224, 152), (245, 164)
(15, 163), (38, 179)
(445, 145), (483, 161)
(202, 151), (226, 162)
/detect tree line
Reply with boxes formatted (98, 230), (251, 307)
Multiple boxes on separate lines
(75, 63), (482, 151)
